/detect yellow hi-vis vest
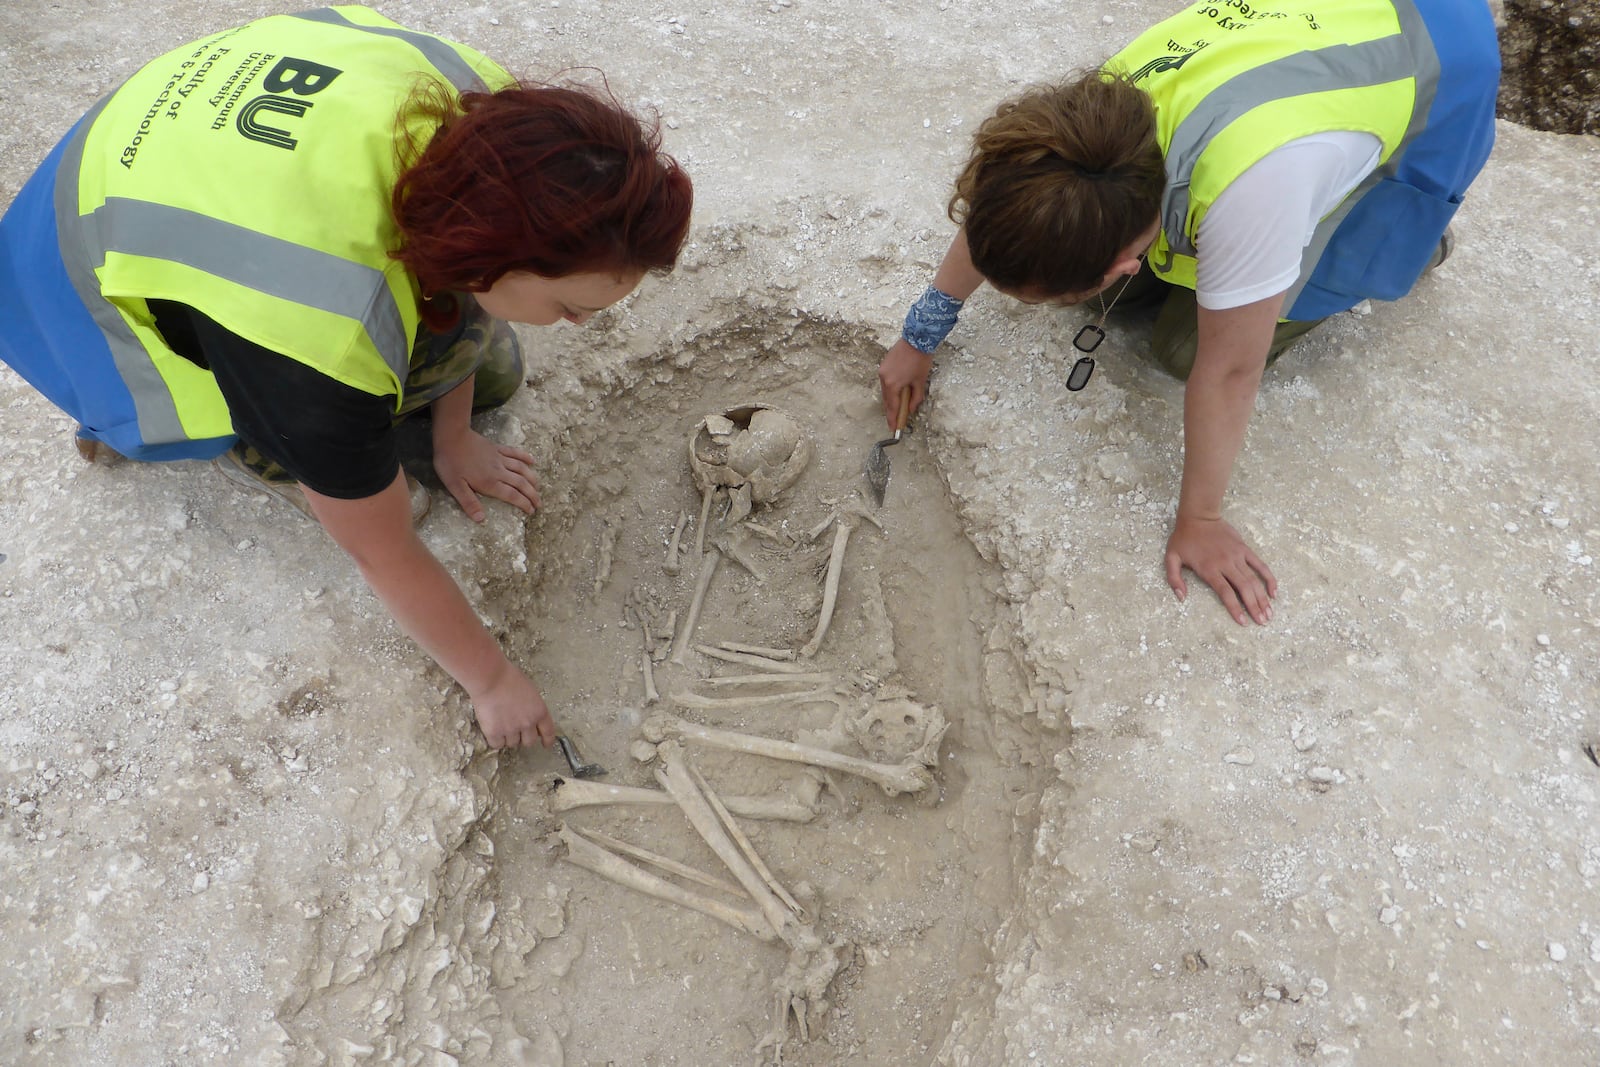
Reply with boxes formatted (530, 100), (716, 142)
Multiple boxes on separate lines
(1106, 0), (1431, 310)
(58, 6), (513, 447)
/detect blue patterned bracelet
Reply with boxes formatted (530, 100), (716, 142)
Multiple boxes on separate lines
(901, 285), (964, 354)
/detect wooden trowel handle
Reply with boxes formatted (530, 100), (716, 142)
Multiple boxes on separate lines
(893, 385), (913, 435)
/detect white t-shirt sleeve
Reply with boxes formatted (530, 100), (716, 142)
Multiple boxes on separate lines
(1194, 131), (1382, 311)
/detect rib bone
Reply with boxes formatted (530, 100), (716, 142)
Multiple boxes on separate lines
(644, 714), (935, 797)
(716, 642), (797, 661)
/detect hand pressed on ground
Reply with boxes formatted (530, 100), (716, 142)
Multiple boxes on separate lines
(1164, 513), (1277, 626)
(433, 428), (541, 523)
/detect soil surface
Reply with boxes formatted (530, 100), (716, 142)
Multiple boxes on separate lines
(3, 2), (1598, 1066)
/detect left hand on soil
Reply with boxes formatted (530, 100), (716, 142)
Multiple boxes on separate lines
(433, 430), (541, 523)
(1164, 513), (1277, 626)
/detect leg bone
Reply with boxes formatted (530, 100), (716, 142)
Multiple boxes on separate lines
(644, 714), (934, 797)
(696, 645), (814, 674)
(702, 673), (835, 687)
(642, 650), (661, 705)
(670, 547), (722, 665)
(655, 742), (804, 944)
(799, 520), (852, 659)
(690, 764), (811, 925)
(671, 688), (844, 711)
(573, 825), (745, 897)
(558, 823), (775, 940)
(551, 777), (819, 823)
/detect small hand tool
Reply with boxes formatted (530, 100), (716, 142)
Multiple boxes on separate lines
(555, 735), (607, 779)
(863, 385), (912, 507)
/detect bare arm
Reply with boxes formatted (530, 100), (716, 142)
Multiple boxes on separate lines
(878, 228), (987, 425)
(1164, 293), (1283, 625)
(303, 471), (555, 747)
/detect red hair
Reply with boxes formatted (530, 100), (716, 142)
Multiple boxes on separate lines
(390, 79), (693, 322)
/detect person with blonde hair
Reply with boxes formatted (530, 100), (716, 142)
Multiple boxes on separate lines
(880, 0), (1498, 626)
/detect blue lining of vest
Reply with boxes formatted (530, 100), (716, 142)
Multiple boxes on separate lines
(0, 119), (234, 461)
(1288, 0), (1500, 320)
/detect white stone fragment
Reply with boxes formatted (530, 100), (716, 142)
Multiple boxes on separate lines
(1307, 766), (1340, 784)
(1548, 941), (1567, 962)
(192, 872), (210, 894)
(1223, 747), (1255, 766)
(1588, 937), (1600, 963)
(1536, 634), (1551, 646)
(1379, 906), (1400, 925)
(1307, 977), (1329, 997)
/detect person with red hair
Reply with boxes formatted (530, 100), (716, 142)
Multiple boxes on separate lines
(0, 9), (693, 749)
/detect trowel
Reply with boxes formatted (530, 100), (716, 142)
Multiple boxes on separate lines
(863, 385), (912, 507)
(555, 735), (607, 779)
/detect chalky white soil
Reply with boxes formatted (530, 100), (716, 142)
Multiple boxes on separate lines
(3, 2), (1598, 1065)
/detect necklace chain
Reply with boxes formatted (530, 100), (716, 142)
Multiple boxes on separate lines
(1093, 264), (1141, 332)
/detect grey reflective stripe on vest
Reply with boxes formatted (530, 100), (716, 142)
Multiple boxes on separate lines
(1282, 0), (1438, 312)
(291, 7), (489, 94)
(1159, 0), (1438, 279)
(53, 96), (191, 446)
(85, 198), (412, 384)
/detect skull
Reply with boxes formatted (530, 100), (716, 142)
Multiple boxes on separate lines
(688, 403), (812, 503)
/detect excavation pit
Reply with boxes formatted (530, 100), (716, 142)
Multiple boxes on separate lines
(478, 313), (1052, 1064)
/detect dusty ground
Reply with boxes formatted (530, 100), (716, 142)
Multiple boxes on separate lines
(3, 2), (1598, 1065)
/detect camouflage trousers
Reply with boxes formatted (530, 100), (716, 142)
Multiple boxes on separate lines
(235, 297), (523, 481)
(397, 296), (525, 417)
